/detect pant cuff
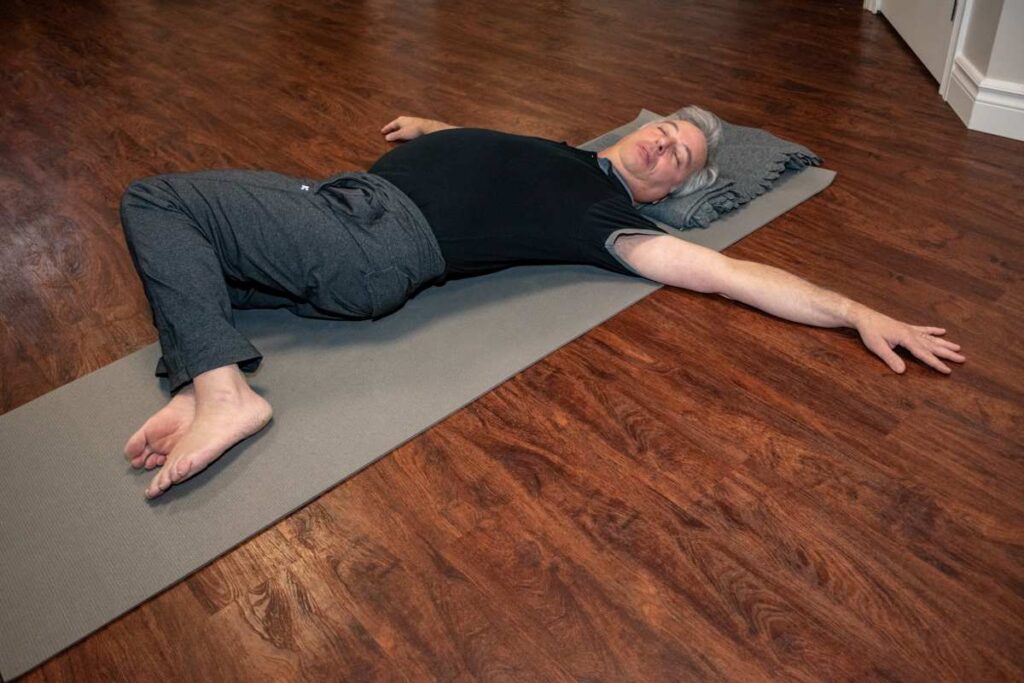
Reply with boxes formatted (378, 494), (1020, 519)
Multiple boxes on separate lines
(157, 347), (264, 395)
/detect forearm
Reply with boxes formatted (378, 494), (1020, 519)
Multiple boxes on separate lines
(720, 259), (871, 329)
(426, 120), (457, 133)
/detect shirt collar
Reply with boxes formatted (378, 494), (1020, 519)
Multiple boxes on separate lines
(596, 154), (638, 206)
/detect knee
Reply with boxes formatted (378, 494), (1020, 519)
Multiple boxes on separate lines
(120, 176), (160, 214)
(119, 176), (175, 239)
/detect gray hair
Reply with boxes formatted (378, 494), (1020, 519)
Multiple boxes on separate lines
(661, 105), (722, 199)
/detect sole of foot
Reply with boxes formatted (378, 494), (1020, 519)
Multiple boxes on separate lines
(124, 386), (197, 471)
(145, 391), (273, 500)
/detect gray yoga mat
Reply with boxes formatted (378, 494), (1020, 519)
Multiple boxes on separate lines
(0, 117), (835, 679)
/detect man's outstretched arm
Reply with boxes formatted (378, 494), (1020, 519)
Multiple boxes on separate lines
(613, 233), (966, 375)
(381, 116), (458, 142)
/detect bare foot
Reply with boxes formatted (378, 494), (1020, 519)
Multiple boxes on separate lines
(145, 368), (273, 500)
(124, 385), (197, 470)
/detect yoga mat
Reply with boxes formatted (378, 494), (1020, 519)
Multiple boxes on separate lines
(0, 114), (835, 679)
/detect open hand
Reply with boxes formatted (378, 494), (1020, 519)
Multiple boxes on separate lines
(855, 311), (966, 374)
(381, 116), (438, 142)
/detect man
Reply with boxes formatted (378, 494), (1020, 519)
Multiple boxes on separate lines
(120, 109), (965, 500)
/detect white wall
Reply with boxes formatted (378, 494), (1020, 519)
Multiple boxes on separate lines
(946, 0), (1024, 141)
(961, 0), (1003, 74)
(987, 0), (1024, 82)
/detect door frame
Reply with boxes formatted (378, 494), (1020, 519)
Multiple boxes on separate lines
(862, 0), (971, 97)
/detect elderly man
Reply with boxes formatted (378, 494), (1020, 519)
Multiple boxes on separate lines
(120, 108), (965, 499)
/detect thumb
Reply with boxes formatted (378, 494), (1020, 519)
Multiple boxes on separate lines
(866, 335), (906, 373)
(860, 331), (909, 374)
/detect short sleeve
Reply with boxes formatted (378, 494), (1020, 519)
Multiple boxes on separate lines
(580, 196), (669, 277)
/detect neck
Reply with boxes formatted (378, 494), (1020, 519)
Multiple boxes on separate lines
(597, 147), (641, 207)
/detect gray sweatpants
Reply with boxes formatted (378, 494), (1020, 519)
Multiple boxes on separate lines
(119, 169), (446, 395)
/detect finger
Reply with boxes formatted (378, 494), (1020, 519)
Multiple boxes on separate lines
(931, 338), (960, 351)
(910, 345), (951, 374)
(381, 119), (400, 133)
(914, 326), (946, 335)
(144, 452), (162, 470)
(866, 336), (906, 373)
(919, 335), (964, 358)
(932, 346), (966, 363)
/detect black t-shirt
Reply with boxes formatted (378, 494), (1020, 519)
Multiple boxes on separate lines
(368, 128), (665, 281)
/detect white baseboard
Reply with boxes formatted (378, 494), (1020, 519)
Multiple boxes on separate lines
(947, 55), (1024, 142)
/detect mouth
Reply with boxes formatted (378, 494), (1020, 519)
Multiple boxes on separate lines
(638, 144), (650, 167)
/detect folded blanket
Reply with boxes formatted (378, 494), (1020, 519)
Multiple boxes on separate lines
(578, 108), (822, 229)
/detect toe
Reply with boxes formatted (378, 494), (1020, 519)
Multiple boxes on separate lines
(125, 428), (148, 460)
(131, 445), (154, 469)
(144, 477), (159, 499)
(171, 457), (193, 483)
(146, 468), (171, 499)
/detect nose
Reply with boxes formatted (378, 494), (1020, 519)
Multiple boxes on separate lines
(655, 132), (670, 154)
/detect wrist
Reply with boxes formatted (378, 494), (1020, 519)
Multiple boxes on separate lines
(843, 300), (872, 328)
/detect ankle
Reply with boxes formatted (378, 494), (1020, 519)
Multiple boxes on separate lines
(173, 384), (197, 400)
(192, 364), (252, 401)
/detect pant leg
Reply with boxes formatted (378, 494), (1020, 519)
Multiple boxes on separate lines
(225, 279), (301, 310)
(119, 169), (378, 394)
(225, 280), (349, 320)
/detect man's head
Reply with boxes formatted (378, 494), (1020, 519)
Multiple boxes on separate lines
(598, 106), (722, 205)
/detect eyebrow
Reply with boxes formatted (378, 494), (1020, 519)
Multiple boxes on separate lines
(662, 120), (692, 168)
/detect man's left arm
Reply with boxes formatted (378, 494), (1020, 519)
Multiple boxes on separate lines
(613, 233), (966, 374)
(381, 116), (458, 142)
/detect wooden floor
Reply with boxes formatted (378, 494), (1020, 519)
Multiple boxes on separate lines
(3, 0), (1022, 680)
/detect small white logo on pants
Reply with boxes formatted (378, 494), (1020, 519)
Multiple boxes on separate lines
(300, 184), (310, 191)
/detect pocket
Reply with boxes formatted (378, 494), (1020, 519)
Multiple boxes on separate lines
(364, 265), (411, 318)
(316, 175), (385, 220)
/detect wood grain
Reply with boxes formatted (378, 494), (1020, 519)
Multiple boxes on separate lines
(2, 0), (1022, 680)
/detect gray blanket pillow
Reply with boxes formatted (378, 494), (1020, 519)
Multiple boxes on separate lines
(578, 108), (822, 229)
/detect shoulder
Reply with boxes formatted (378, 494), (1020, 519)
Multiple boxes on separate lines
(585, 194), (660, 227)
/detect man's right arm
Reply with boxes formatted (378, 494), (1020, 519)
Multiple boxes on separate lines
(381, 116), (458, 142)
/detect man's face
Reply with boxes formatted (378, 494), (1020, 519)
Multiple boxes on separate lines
(606, 119), (708, 204)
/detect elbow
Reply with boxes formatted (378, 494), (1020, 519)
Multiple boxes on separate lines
(685, 253), (738, 295)
(714, 258), (752, 302)
(710, 257), (739, 298)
